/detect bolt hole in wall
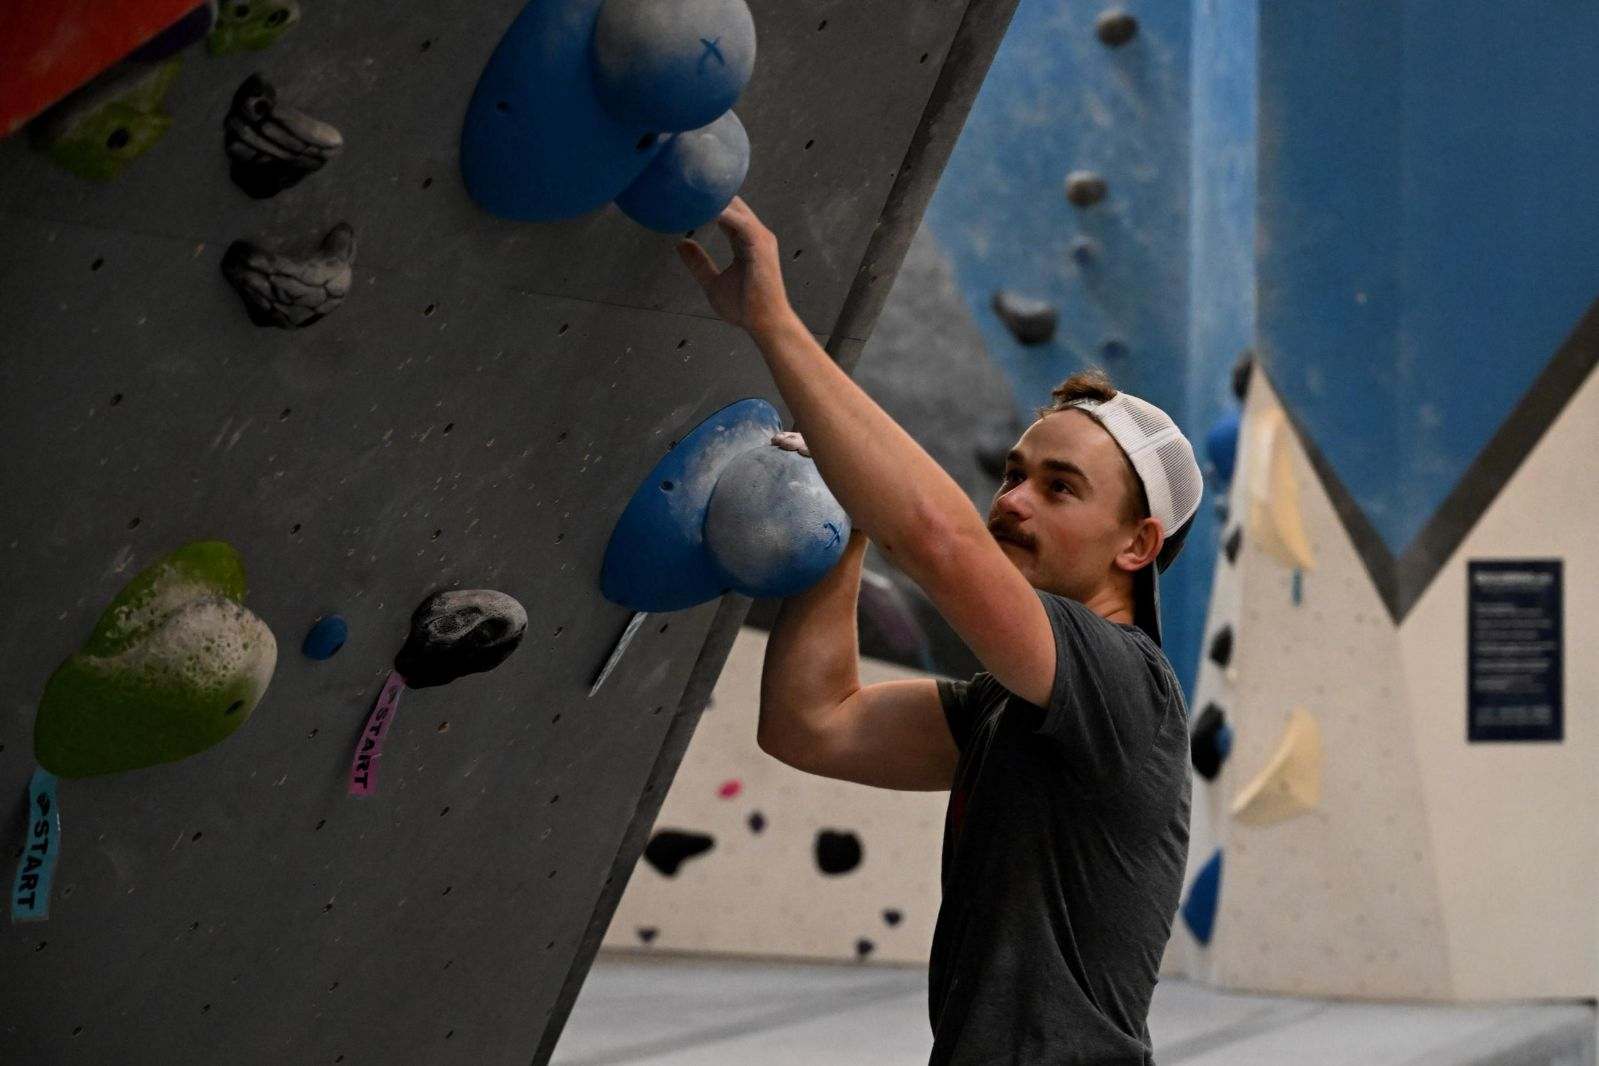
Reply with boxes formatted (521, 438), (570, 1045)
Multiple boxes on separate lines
(109, 392), (122, 405)
(90, 257), (103, 271)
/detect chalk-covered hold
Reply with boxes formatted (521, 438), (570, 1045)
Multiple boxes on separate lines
(394, 589), (527, 689)
(1095, 9), (1139, 47)
(992, 290), (1059, 345)
(33, 541), (277, 778)
(221, 222), (355, 329)
(225, 73), (344, 199)
(592, 0), (757, 133)
(615, 110), (750, 232)
(1065, 170), (1108, 207)
(703, 442), (851, 599)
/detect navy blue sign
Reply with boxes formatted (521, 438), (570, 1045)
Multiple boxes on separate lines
(1467, 560), (1563, 743)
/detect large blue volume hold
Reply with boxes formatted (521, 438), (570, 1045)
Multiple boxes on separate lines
(602, 399), (782, 612)
(461, 0), (664, 220)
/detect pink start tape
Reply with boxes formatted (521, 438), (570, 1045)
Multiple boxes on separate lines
(349, 670), (406, 797)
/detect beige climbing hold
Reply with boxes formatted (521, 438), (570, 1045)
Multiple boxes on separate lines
(1230, 707), (1321, 826)
(1244, 406), (1316, 570)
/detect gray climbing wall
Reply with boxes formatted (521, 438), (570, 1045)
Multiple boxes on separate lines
(0, 1), (1018, 1062)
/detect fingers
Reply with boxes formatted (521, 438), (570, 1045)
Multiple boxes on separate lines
(716, 196), (769, 259)
(675, 239), (721, 289)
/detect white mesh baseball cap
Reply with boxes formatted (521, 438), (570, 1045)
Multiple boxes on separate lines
(1061, 392), (1204, 647)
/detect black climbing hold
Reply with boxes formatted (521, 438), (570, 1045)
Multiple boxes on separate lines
(1190, 703), (1232, 781)
(815, 829), (862, 875)
(1207, 625), (1233, 669)
(221, 222), (356, 329)
(855, 938), (875, 958)
(1095, 9), (1139, 47)
(644, 829), (715, 877)
(394, 589), (528, 689)
(1223, 526), (1243, 564)
(991, 290), (1058, 345)
(637, 927), (658, 944)
(225, 73), (344, 198)
(1065, 170), (1108, 208)
(747, 811), (766, 834)
(882, 908), (902, 927)
(1231, 350), (1255, 402)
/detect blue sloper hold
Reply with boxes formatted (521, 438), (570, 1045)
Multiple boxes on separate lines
(302, 614), (349, 660)
(601, 399), (849, 611)
(592, 0), (756, 133)
(1181, 849), (1223, 946)
(614, 109), (750, 233)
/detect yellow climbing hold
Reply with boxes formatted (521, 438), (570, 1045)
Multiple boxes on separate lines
(1230, 707), (1322, 826)
(1244, 406), (1316, 571)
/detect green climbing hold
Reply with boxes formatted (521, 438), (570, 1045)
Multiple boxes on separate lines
(208, 0), (302, 55)
(33, 60), (181, 182)
(33, 541), (277, 778)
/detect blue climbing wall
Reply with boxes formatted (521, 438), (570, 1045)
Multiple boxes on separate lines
(921, 0), (1209, 696)
(1257, 1), (1599, 558)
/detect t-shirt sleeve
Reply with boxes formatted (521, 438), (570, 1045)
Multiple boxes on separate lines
(1028, 589), (1172, 791)
(936, 671), (1000, 753)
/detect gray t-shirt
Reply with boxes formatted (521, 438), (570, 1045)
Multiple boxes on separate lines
(928, 589), (1191, 1065)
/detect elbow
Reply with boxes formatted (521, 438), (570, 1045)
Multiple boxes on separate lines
(896, 500), (978, 586)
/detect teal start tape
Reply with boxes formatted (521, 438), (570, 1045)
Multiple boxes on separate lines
(11, 768), (61, 922)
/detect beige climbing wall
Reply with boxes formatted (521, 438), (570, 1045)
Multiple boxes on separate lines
(1398, 366), (1599, 999)
(602, 626), (948, 965)
(1177, 368), (1598, 1001)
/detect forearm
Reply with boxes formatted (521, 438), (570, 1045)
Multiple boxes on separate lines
(757, 529), (869, 751)
(752, 312), (987, 563)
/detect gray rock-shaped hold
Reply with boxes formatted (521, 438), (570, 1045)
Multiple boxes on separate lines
(394, 589), (527, 689)
(1065, 170), (1108, 207)
(992, 290), (1058, 345)
(1095, 9), (1139, 47)
(225, 73), (343, 198)
(221, 222), (355, 329)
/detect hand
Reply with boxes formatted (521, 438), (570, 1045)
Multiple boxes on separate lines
(676, 196), (798, 340)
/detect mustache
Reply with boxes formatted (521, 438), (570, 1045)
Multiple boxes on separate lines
(988, 519), (1035, 550)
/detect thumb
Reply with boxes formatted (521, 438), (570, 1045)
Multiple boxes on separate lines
(676, 240), (720, 290)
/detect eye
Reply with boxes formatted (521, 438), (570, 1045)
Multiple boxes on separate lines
(1052, 480), (1072, 494)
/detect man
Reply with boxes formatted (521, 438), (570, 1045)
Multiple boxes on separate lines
(678, 197), (1200, 1065)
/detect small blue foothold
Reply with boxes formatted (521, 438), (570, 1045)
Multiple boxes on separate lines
(303, 614), (349, 660)
(1291, 569), (1303, 605)
(1205, 409), (1241, 484)
(1181, 849), (1223, 946)
(1100, 338), (1129, 360)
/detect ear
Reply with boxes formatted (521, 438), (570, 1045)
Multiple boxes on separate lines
(1115, 517), (1164, 573)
